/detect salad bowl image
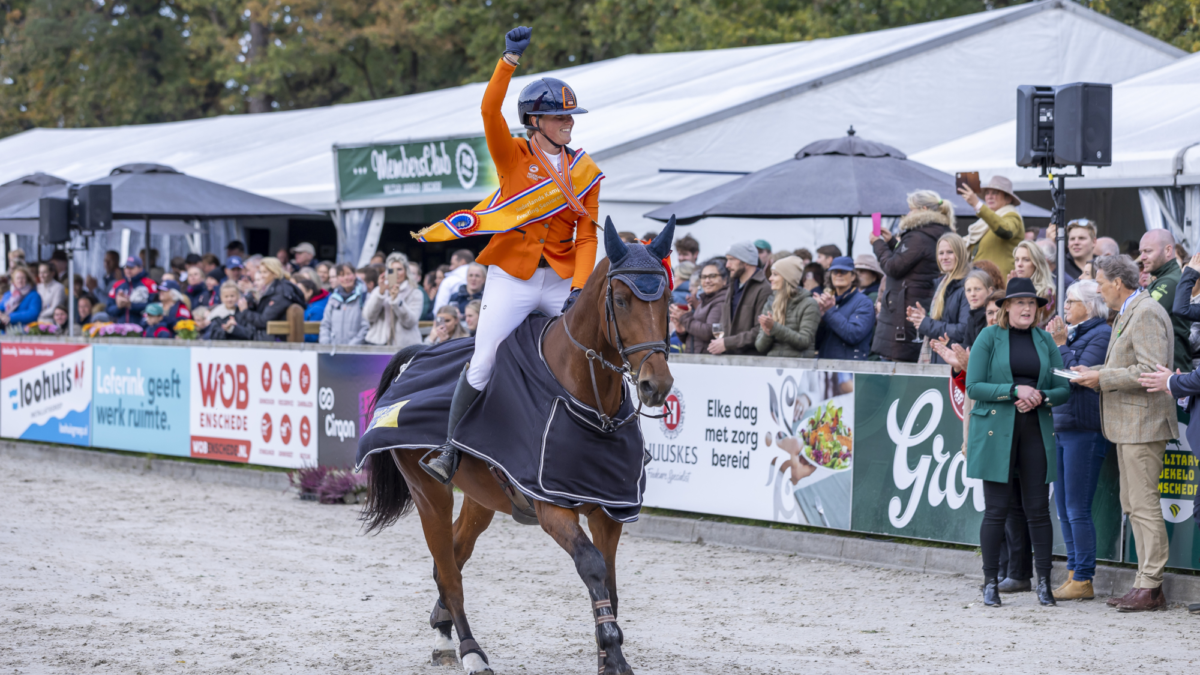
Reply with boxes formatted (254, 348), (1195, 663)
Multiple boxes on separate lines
(798, 402), (852, 471)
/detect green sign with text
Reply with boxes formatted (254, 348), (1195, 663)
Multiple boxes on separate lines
(336, 136), (499, 204)
(850, 373), (1123, 562)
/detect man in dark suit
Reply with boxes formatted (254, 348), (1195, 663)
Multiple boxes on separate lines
(1140, 363), (1200, 614)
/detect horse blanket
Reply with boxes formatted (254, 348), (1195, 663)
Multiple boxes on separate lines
(356, 315), (647, 522)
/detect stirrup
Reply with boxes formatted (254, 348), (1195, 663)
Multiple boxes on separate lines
(420, 444), (460, 485)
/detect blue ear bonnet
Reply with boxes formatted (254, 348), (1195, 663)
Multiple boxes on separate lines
(603, 215), (675, 301)
(611, 245), (668, 301)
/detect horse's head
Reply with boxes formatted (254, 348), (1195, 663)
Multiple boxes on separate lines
(599, 216), (676, 408)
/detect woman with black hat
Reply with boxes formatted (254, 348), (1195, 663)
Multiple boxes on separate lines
(965, 277), (1070, 607)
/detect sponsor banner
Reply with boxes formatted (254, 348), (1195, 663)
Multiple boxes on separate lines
(189, 349), (317, 468)
(336, 136), (498, 203)
(92, 345), (190, 456)
(1126, 420), (1200, 571)
(852, 372), (1123, 560)
(641, 363), (855, 529)
(851, 373), (982, 543)
(0, 342), (91, 445)
(317, 353), (393, 468)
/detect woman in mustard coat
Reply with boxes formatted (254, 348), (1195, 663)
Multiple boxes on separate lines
(965, 278), (1070, 608)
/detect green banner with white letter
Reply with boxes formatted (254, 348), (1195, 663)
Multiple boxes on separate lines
(336, 136), (499, 204)
(850, 372), (1123, 562)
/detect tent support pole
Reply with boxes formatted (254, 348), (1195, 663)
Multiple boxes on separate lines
(145, 215), (151, 269)
(846, 216), (854, 257)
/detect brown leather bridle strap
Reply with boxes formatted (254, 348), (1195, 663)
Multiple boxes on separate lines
(560, 270), (670, 431)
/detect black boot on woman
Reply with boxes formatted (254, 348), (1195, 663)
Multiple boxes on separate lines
(983, 577), (1002, 607)
(1036, 576), (1057, 606)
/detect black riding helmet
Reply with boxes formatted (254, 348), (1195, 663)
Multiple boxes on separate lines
(518, 77), (588, 132)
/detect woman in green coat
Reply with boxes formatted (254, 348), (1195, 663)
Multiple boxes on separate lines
(965, 277), (1069, 608)
(754, 256), (819, 358)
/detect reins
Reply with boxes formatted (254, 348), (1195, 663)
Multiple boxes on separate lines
(560, 267), (671, 432)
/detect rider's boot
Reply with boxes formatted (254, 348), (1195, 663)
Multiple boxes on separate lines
(421, 365), (481, 485)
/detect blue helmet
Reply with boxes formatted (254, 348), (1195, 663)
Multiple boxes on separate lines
(518, 77), (588, 131)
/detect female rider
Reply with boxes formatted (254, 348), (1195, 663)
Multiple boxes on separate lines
(422, 25), (600, 483)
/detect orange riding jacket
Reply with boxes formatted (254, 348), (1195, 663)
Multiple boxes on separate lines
(476, 58), (599, 290)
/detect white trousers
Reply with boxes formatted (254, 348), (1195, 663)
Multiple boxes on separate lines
(466, 265), (572, 390)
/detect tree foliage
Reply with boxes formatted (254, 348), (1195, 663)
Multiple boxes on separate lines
(0, 0), (1196, 138)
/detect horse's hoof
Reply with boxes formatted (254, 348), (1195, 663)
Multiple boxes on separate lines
(462, 653), (492, 674)
(431, 649), (459, 666)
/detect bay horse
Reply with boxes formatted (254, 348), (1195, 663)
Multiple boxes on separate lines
(360, 218), (675, 675)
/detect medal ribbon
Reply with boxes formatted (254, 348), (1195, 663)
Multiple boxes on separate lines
(530, 138), (588, 217)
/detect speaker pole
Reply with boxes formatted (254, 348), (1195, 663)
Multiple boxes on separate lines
(67, 247), (74, 338)
(1053, 171), (1067, 320)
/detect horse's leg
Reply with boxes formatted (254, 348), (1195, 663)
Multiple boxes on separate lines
(453, 496), (496, 571)
(586, 509), (624, 620)
(537, 502), (632, 675)
(394, 450), (493, 675)
(431, 497), (496, 665)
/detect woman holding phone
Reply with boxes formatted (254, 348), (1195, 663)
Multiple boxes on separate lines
(425, 305), (470, 345)
(672, 257), (729, 354)
(959, 175), (1025, 277)
(365, 252), (423, 348)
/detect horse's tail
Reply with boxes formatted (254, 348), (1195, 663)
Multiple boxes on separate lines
(360, 344), (427, 534)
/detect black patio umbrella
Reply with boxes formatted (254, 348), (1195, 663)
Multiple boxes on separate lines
(0, 163), (319, 235)
(92, 163), (318, 220)
(0, 172), (69, 210)
(81, 163), (319, 266)
(644, 129), (1050, 250)
(0, 173), (69, 234)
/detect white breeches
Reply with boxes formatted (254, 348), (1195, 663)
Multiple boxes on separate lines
(466, 265), (572, 390)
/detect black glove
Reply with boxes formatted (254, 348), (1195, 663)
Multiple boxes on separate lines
(505, 26), (532, 56)
(561, 288), (581, 313)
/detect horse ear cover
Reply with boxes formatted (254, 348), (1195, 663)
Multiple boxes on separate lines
(648, 215), (676, 261)
(604, 216), (629, 265)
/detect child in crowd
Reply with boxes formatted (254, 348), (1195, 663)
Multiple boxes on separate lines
(142, 303), (173, 338)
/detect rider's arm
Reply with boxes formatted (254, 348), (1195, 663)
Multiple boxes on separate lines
(570, 187), (600, 290)
(482, 58), (520, 178)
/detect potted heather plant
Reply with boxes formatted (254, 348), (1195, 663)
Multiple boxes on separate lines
(318, 470), (368, 504)
(288, 465), (330, 501)
(25, 322), (60, 336)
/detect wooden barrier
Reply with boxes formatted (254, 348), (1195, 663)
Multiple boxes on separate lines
(266, 305), (318, 342)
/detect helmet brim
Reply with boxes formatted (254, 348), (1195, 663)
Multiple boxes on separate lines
(526, 108), (588, 116)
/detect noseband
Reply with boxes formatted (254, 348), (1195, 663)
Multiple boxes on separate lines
(561, 267), (670, 431)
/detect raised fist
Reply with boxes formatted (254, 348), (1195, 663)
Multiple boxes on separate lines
(505, 26), (532, 56)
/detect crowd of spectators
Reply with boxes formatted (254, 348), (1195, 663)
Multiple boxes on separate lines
(0, 240), (486, 347)
(664, 176), (1200, 612)
(0, 168), (1197, 613)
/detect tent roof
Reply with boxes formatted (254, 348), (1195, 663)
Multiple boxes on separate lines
(0, 0), (1182, 211)
(912, 51), (1200, 191)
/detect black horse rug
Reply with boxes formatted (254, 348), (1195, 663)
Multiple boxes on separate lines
(356, 315), (647, 522)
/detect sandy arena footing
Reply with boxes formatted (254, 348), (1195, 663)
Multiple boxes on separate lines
(2, 450), (1199, 674)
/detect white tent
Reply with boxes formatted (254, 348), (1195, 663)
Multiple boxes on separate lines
(0, 0), (1182, 261)
(913, 51), (1200, 251)
(912, 51), (1200, 191)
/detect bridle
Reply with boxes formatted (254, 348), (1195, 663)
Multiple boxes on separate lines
(561, 265), (671, 431)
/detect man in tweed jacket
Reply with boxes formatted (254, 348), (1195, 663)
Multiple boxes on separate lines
(1072, 254), (1176, 612)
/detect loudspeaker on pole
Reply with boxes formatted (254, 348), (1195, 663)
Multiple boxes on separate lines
(76, 183), (113, 231)
(39, 197), (70, 244)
